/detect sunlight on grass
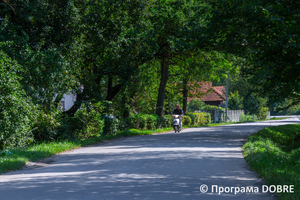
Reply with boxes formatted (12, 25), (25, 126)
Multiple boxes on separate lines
(243, 124), (300, 200)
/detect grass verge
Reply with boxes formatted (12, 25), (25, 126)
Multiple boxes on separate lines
(268, 117), (290, 120)
(243, 123), (300, 200)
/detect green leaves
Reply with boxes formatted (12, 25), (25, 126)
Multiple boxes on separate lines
(208, 0), (300, 104)
(0, 50), (35, 151)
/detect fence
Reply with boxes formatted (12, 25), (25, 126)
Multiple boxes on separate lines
(222, 110), (244, 122)
(196, 110), (245, 123)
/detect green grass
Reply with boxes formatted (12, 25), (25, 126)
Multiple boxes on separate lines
(268, 117), (290, 120)
(243, 124), (300, 200)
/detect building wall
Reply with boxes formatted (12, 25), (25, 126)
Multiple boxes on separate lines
(61, 93), (76, 111)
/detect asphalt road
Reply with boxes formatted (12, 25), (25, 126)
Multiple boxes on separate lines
(0, 118), (299, 200)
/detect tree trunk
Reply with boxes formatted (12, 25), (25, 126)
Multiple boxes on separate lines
(121, 89), (130, 118)
(105, 76), (124, 101)
(165, 90), (169, 114)
(156, 58), (169, 120)
(182, 78), (188, 114)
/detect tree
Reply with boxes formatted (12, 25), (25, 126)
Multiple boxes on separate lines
(64, 0), (155, 117)
(228, 91), (243, 110)
(136, 0), (212, 119)
(179, 51), (238, 114)
(209, 0), (300, 107)
(0, 49), (35, 151)
(0, 0), (77, 110)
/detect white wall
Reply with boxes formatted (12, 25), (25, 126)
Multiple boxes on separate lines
(61, 93), (76, 111)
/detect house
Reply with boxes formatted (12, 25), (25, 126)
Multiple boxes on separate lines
(60, 93), (76, 111)
(187, 82), (226, 106)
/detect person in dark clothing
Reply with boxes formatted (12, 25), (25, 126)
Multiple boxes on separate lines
(173, 104), (184, 115)
(173, 104), (184, 127)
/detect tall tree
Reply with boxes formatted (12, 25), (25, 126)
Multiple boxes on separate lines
(64, 0), (154, 116)
(209, 0), (300, 106)
(139, 0), (212, 119)
(0, 0), (77, 109)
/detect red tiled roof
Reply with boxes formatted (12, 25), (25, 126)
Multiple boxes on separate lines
(187, 82), (225, 102)
(214, 86), (226, 99)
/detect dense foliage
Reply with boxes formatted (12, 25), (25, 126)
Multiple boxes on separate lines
(0, 0), (297, 150)
(0, 50), (35, 151)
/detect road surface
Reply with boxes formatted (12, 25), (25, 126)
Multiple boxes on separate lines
(0, 118), (299, 200)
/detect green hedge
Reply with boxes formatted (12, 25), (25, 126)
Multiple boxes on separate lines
(186, 112), (211, 125)
(104, 116), (119, 135)
(130, 114), (159, 130)
(182, 115), (192, 125)
(257, 106), (269, 120)
(104, 113), (211, 134)
(239, 114), (258, 122)
(160, 115), (173, 128)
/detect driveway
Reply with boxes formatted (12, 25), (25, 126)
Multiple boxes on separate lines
(0, 118), (299, 200)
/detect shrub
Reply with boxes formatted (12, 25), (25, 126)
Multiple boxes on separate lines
(228, 91), (243, 110)
(257, 106), (269, 120)
(202, 112), (212, 124)
(104, 115), (119, 135)
(186, 112), (211, 125)
(161, 115), (173, 128)
(72, 102), (105, 139)
(130, 114), (147, 130)
(202, 105), (225, 112)
(182, 115), (192, 125)
(112, 114), (160, 132)
(32, 109), (61, 142)
(119, 118), (131, 131)
(0, 51), (35, 151)
(239, 114), (258, 122)
(146, 115), (159, 130)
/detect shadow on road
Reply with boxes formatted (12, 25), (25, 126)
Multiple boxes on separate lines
(1, 119), (298, 200)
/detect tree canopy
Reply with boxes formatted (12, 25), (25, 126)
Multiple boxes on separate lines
(0, 0), (299, 150)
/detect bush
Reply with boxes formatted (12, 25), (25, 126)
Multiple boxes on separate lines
(182, 115), (192, 125)
(239, 114), (258, 122)
(257, 106), (269, 120)
(202, 112), (212, 124)
(186, 112), (211, 125)
(72, 102), (105, 139)
(161, 115), (173, 128)
(118, 118), (131, 131)
(104, 115), (119, 135)
(146, 115), (159, 130)
(32, 109), (61, 142)
(130, 114), (147, 130)
(243, 93), (267, 116)
(0, 51), (35, 151)
(202, 105), (225, 112)
(228, 91), (243, 110)
(116, 114), (159, 132)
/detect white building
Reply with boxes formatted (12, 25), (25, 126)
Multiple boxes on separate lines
(60, 93), (76, 111)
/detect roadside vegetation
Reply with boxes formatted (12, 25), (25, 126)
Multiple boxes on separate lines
(1, 0), (299, 193)
(243, 124), (300, 200)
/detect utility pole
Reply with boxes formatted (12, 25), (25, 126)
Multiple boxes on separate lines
(225, 73), (229, 116)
